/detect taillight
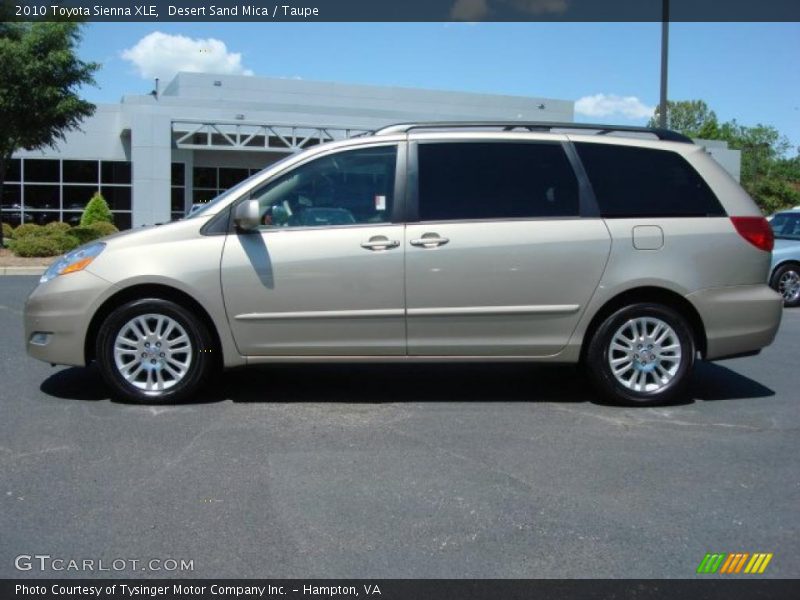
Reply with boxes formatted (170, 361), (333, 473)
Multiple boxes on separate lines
(730, 216), (774, 252)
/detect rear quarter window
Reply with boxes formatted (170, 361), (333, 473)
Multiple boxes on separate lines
(575, 143), (725, 218)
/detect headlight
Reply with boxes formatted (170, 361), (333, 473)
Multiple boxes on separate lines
(40, 242), (106, 283)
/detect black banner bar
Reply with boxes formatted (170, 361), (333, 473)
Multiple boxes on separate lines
(2, 579), (800, 600)
(5, 0), (800, 23)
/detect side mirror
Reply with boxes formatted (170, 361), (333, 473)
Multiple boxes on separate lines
(233, 199), (260, 231)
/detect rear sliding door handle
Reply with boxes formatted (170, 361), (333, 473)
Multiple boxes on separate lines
(410, 234), (449, 248)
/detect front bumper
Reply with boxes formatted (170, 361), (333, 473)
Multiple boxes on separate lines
(24, 270), (112, 367)
(687, 284), (783, 360)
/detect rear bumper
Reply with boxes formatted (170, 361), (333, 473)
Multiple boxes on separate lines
(687, 284), (783, 360)
(24, 270), (112, 367)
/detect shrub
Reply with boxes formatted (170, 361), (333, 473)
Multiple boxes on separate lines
(44, 221), (72, 233)
(13, 223), (46, 238)
(10, 233), (79, 257)
(2, 222), (13, 241)
(80, 192), (114, 226)
(89, 221), (119, 238)
(69, 226), (102, 245)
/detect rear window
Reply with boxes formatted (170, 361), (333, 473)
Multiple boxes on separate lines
(417, 142), (579, 221)
(575, 143), (725, 218)
(771, 212), (800, 240)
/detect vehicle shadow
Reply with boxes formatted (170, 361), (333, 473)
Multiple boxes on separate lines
(40, 360), (774, 406)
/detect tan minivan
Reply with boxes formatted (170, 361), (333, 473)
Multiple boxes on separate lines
(24, 122), (783, 405)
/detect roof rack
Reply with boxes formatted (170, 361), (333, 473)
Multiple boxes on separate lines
(373, 121), (694, 144)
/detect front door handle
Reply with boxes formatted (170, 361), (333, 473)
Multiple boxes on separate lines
(361, 236), (400, 251)
(410, 233), (449, 248)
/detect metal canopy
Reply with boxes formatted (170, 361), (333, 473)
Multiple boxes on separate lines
(172, 120), (374, 153)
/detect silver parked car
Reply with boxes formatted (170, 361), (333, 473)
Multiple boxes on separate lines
(769, 208), (800, 307)
(24, 122), (783, 406)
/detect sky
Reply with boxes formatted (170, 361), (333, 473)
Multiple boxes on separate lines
(77, 22), (800, 152)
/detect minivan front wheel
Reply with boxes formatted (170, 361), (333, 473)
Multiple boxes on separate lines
(96, 298), (214, 403)
(585, 303), (695, 406)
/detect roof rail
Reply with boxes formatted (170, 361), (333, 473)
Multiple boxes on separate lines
(373, 121), (694, 144)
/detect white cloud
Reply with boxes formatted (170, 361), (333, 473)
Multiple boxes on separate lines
(121, 32), (253, 82)
(575, 93), (655, 120)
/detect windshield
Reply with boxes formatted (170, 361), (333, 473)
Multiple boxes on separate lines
(770, 212), (800, 240)
(186, 154), (298, 219)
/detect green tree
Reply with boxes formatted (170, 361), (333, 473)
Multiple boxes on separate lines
(648, 100), (719, 138)
(650, 100), (800, 213)
(80, 191), (114, 226)
(0, 22), (99, 246)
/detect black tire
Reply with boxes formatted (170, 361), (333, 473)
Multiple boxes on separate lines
(770, 263), (800, 308)
(585, 303), (696, 406)
(96, 298), (215, 404)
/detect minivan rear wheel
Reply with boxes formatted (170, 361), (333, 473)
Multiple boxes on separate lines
(96, 298), (214, 403)
(585, 303), (695, 406)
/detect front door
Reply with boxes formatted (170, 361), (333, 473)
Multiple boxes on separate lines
(221, 144), (406, 356)
(405, 139), (611, 356)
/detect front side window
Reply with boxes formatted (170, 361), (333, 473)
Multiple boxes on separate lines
(417, 142), (579, 221)
(250, 145), (397, 229)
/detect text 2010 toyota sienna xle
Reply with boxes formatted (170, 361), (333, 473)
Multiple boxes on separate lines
(24, 122), (783, 406)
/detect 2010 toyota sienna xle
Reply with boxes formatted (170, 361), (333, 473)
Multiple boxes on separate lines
(24, 122), (784, 406)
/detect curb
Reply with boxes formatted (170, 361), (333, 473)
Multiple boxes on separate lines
(0, 266), (46, 276)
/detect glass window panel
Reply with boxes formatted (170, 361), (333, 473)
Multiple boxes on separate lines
(193, 189), (217, 204)
(575, 143), (725, 218)
(171, 163), (185, 186)
(101, 161), (132, 184)
(25, 185), (60, 209)
(62, 186), (97, 211)
(63, 160), (98, 183)
(193, 167), (217, 189)
(219, 167), (250, 189)
(418, 142), (579, 221)
(112, 212), (132, 230)
(251, 145), (397, 228)
(0, 210), (28, 227)
(2, 184), (21, 208)
(171, 188), (185, 213)
(24, 159), (60, 182)
(27, 211), (61, 225)
(63, 211), (82, 227)
(6, 159), (21, 182)
(100, 186), (131, 211)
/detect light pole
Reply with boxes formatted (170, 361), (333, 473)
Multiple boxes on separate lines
(659, 0), (670, 128)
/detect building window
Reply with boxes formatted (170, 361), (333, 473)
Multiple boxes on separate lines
(24, 159), (60, 182)
(101, 186), (132, 211)
(63, 160), (99, 183)
(62, 185), (97, 211)
(0, 158), (133, 229)
(101, 161), (131, 185)
(171, 162), (186, 220)
(5, 159), (21, 182)
(219, 167), (249, 189)
(191, 165), (253, 213)
(193, 167), (217, 189)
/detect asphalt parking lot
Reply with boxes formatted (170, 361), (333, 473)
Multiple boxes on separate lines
(1, 275), (798, 579)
